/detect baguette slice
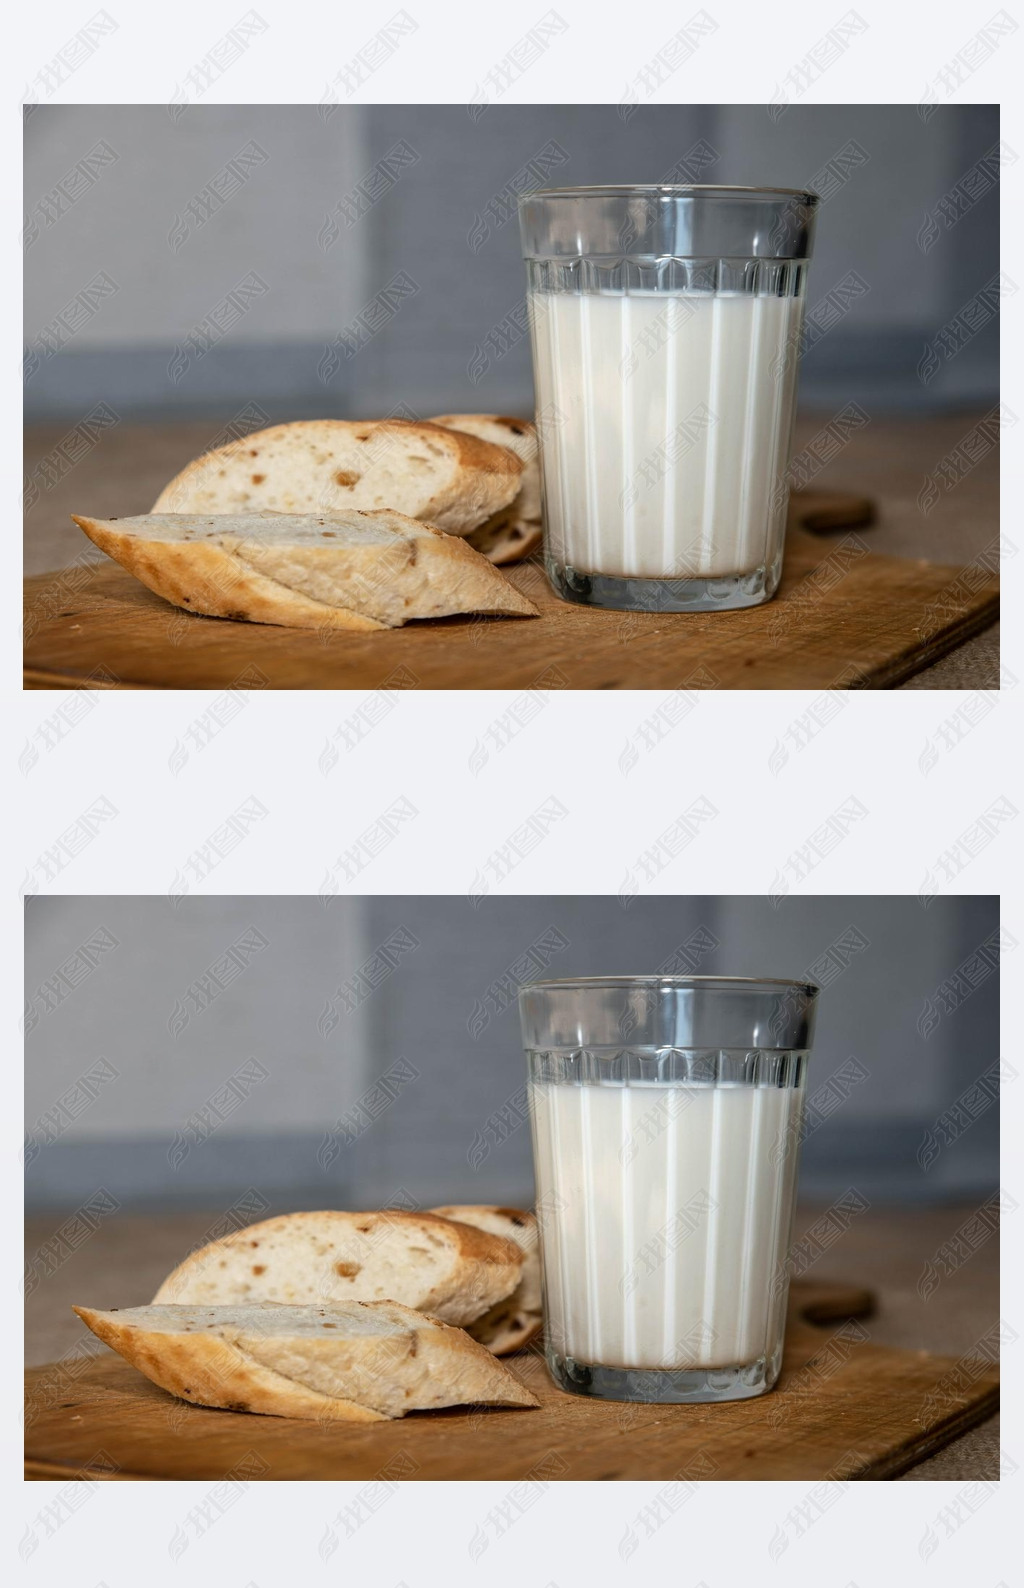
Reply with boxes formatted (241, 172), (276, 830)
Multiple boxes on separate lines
(73, 1300), (539, 1421)
(71, 510), (537, 630)
(153, 1209), (524, 1326)
(152, 419), (523, 535)
(431, 1206), (542, 1355)
(462, 515), (543, 567)
(430, 415), (542, 564)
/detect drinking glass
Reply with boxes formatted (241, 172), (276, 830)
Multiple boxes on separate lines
(519, 975), (820, 1403)
(518, 186), (819, 611)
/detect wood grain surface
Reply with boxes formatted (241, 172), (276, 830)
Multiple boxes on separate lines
(24, 1279), (998, 1481)
(23, 492), (998, 690)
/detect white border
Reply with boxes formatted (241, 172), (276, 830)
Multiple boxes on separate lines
(8, 0), (1019, 1579)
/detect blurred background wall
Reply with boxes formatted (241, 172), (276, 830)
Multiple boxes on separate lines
(25, 895), (1001, 1213)
(24, 103), (999, 424)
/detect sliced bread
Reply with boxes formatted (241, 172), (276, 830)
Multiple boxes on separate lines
(152, 1209), (524, 1326)
(151, 419), (523, 535)
(431, 1206), (542, 1354)
(430, 415), (542, 564)
(73, 1300), (539, 1420)
(71, 510), (537, 630)
(461, 514), (543, 567)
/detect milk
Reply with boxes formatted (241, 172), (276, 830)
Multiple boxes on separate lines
(529, 1080), (804, 1371)
(528, 291), (804, 581)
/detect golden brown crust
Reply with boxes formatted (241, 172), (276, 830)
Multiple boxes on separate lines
(433, 414), (533, 441)
(152, 419), (522, 524)
(428, 416), (541, 562)
(467, 1303), (543, 1355)
(72, 1306), (387, 1422)
(158, 1208), (522, 1272)
(408, 1210), (522, 1269)
(153, 1209), (525, 1321)
(184, 419), (522, 483)
(72, 512), (537, 627)
(72, 516), (385, 631)
(72, 1301), (540, 1419)
(466, 517), (543, 565)
(409, 420), (522, 483)
(429, 1206), (543, 1354)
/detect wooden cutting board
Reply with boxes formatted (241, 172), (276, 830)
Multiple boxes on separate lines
(23, 493), (998, 690)
(24, 1280), (997, 1480)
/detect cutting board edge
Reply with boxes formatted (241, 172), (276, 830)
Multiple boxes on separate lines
(851, 1382), (1000, 1480)
(856, 593), (1000, 690)
(24, 1458), (139, 1482)
(23, 667), (154, 691)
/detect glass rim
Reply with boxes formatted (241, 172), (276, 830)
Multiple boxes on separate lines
(518, 184), (820, 204)
(520, 975), (820, 994)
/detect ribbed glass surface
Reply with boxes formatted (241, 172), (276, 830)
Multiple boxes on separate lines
(526, 262), (807, 583)
(526, 1047), (808, 1087)
(518, 188), (818, 612)
(528, 1072), (806, 1371)
(527, 257), (808, 294)
(519, 977), (818, 1394)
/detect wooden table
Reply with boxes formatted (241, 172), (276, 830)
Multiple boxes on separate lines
(24, 414), (999, 689)
(25, 1201), (999, 1480)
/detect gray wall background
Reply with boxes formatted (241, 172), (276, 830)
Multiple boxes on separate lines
(25, 895), (1000, 1214)
(24, 104), (999, 421)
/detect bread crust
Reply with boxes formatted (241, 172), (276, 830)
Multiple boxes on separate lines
(151, 419), (522, 535)
(429, 415), (542, 563)
(72, 511), (537, 629)
(465, 516), (543, 565)
(153, 1209), (524, 1326)
(72, 1304), (388, 1421)
(430, 1206), (543, 1354)
(73, 516), (385, 630)
(73, 1299), (539, 1421)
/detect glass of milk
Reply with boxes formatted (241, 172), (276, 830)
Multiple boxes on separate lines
(518, 186), (819, 611)
(519, 975), (820, 1403)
